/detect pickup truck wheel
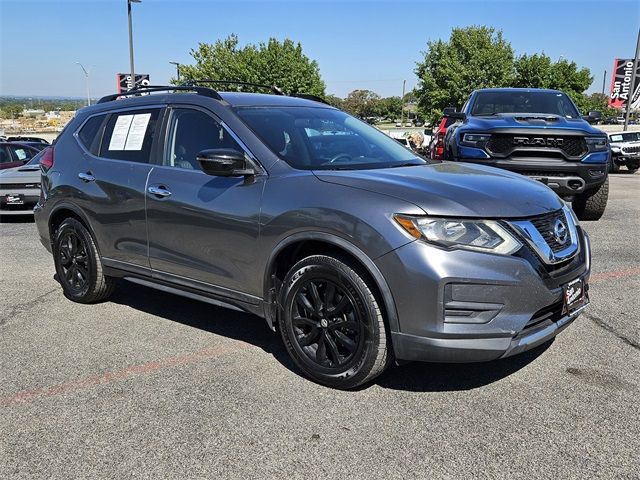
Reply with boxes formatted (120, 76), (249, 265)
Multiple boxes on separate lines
(627, 164), (638, 174)
(572, 177), (609, 221)
(53, 218), (116, 303)
(278, 255), (390, 389)
(609, 157), (620, 173)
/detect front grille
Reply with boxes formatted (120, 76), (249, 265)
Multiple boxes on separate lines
(622, 145), (640, 154)
(486, 134), (588, 158)
(0, 183), (40, 190)
(529, 210), (569, 254)
(523, 299), (564, 331)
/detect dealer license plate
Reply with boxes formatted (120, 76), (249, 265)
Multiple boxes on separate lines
(5, 194), (24, 205)
(563, 277), (587, 314)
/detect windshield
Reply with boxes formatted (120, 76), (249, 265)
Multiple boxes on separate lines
(610, 132), (640, 142)
(471, 91), (580, 118)
(235, 107), (426, 170)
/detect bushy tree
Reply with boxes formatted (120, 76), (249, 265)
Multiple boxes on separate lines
(341, 89), (381, 119)
(377, 96), (403, 120)
(415, 26), (515, 123)
(178, 34), (325, 96)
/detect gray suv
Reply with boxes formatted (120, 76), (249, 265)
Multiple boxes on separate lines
(34, 84), (591, 389)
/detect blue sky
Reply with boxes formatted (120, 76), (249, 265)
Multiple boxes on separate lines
(1, 0), (638, 99)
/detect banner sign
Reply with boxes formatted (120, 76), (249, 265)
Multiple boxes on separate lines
(608, 59), (640, 110)
(116, 73), (151, 93)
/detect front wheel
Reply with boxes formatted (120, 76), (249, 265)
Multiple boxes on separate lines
(53, 218), (116, 303)
(572, 177), (609, 221)
(278, 255), (391, 389)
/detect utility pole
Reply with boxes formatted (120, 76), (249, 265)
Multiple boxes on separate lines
(76, 62), (92, 106)
(169, 61), (181, 82)
(401, 79), (406, 126)
(602, 69), (607, 95)
(127, 0), (141, 91)
(624, 28), (640, 131)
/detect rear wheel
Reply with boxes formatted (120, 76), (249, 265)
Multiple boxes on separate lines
(278, 255), (390, 389)
(53, 218), (116, 303)
(572, 177), (609, 221)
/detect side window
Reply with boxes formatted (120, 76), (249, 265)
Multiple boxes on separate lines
(164, 108), (243, 170)
(100, 109), (160, 163)
(78, 114), (107, 154)
(8, 146), (35, 162)
(0, 146), (11, 164)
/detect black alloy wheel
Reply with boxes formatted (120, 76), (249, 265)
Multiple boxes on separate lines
(291, 278), (363, 369)
(57, 230), (89, 292)
(279, 255), (390, 389)
(53, 218), (116, 303)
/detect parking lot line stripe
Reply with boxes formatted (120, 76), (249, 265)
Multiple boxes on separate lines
(0, 341), (251, 407)
(589, 267), (640, 283)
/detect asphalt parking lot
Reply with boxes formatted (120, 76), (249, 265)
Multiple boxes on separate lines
(1, 173), (638, 479)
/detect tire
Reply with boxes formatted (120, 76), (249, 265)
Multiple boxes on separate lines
(278, 255), (391, 389)
(572, 177), (609, 221)
(627, 163), (638, 174)
(53, 218), (116, 303)
(609, 157), (620, 173)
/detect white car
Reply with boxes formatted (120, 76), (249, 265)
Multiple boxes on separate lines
(0, 149), (44, 216)
(608, 131), (640, 173)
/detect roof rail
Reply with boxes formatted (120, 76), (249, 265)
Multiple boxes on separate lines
(182, 79), (285, 96)
(290, 93), (331, 105)
(97, 85), (223, 104)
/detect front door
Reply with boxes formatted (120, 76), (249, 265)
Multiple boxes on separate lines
(146, 107), (264, 298)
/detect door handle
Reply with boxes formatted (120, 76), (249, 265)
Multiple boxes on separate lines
(78, 171), (95, 182)
(148, 185), (172, 197)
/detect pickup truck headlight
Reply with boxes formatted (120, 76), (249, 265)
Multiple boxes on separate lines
(585, 136), (608, 151)
(394, 215), (522, 255)
(460, 133), (491, 147)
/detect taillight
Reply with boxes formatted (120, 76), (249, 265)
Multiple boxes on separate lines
(40, 147), (54, 170)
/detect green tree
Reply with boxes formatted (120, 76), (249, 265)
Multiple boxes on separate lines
(341, 89), (380, 119)
(377, 96), (403, 120)
(324, 94), (344, 109)
(178, 34), (325, 96)
(513, 54), (554, 88)
(0, 104), (23, 119)
(415, 26), (515, 123)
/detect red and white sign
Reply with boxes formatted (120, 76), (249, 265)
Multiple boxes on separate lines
(609, 58), (640, 110)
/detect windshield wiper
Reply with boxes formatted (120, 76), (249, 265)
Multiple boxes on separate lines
(387, 161), (426, 168)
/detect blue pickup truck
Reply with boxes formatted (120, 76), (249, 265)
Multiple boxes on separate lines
(443, 88), (610, 220)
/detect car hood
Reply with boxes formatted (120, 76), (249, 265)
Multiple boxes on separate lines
(0, 166), (41, 182)
(464, 113), (604, 135)
(314, 162), (563, 218)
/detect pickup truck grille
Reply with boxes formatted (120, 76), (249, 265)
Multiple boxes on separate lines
(530, 210), (570, 254)
(486, 134), (588, 159)
(622, 145), (640, 154)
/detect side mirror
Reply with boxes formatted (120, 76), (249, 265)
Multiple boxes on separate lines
(196, 149), (256, 177)
(583, 111), (602, 124)
(443, 107), (456, 116)
(449, 111), (466, 120)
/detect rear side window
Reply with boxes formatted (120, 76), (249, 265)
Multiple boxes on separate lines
(78, 115), (107, 154)
(100, 109), (160, 163)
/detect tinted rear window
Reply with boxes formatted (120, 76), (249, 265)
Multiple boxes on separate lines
(78, 115), (107, 154)
(100, 109), (160, 163)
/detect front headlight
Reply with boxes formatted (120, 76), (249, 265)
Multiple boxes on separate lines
(585, 136), (608, 151)
(394, 215), (522, 255)
(460, 133), (491, 147)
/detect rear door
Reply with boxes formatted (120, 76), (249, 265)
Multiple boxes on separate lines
(0, 145), (24, 169)
(72, 107), (164, 271)
(145, 105), (264, 298)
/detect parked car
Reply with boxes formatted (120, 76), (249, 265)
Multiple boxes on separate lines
(6, 136), (50, 145)
(428, 112), (456, 160)
(0, 148), (45, 215)
(443, 88), (610, 220)
(608, 131), (640, 173)
(34, 84), (591, 389)
(0, 142), (41, 170)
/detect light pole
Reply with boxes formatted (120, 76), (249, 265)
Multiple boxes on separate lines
(169, 61), (181, 82)
(128, 0), (141, 91)
(75, 62), (93, 106)
(401, 79), (406, 126)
